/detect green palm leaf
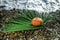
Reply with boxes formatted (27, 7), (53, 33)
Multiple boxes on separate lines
(3, 10), (56, 32)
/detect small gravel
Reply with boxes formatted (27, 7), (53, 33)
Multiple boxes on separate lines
(0, 10), (60, 40)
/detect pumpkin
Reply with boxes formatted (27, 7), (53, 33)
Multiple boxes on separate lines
(31, 17), (43, 26)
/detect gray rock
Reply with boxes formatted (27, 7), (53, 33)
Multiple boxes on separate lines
(0, 0), (60, 12)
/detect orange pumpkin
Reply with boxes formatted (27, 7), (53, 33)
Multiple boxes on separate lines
(31, 17), (43, 26)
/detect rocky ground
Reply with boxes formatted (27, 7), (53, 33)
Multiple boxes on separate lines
(0, 10), (60, 40)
